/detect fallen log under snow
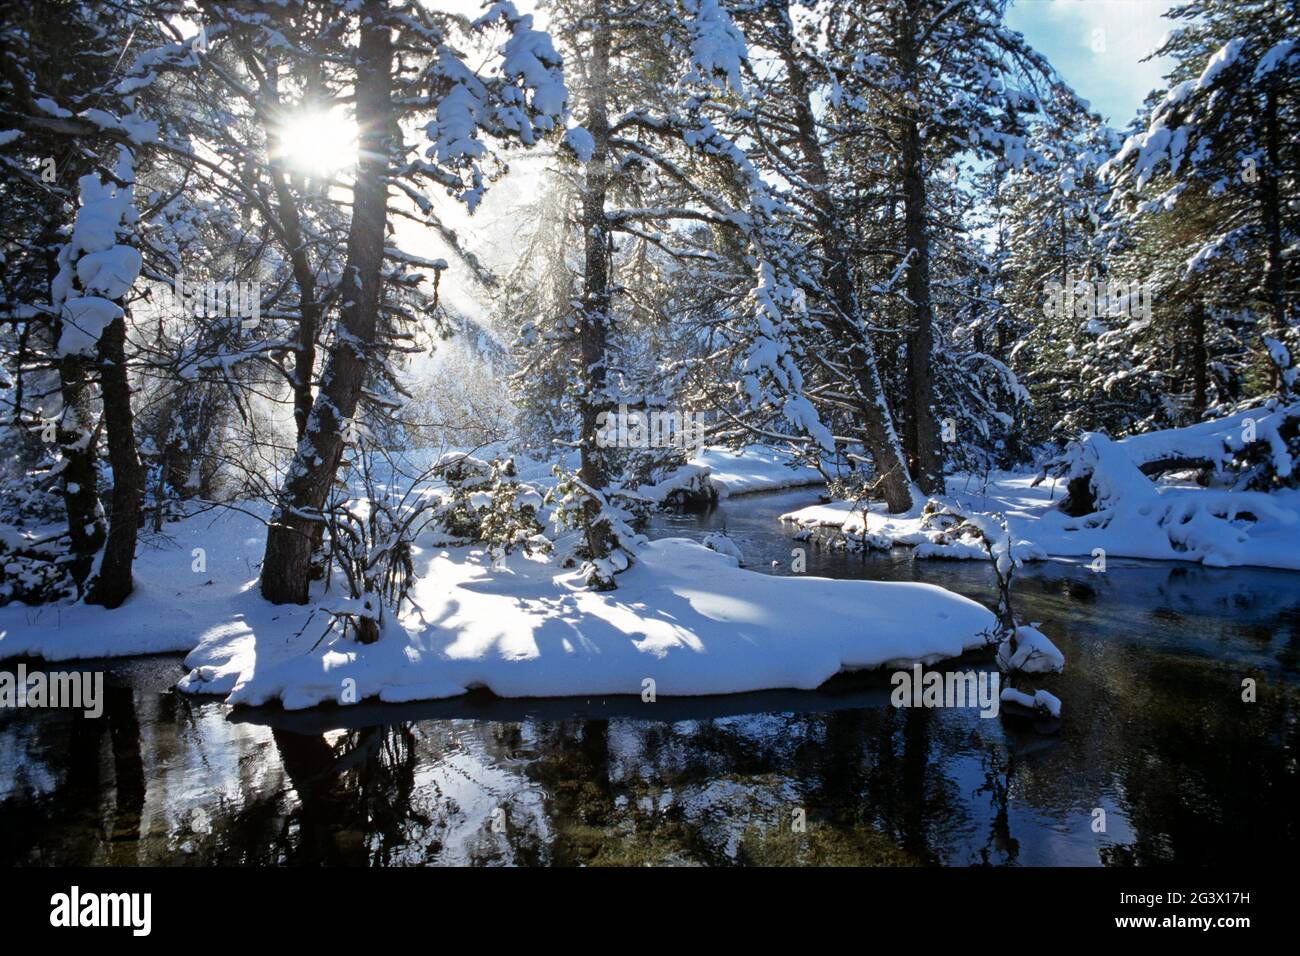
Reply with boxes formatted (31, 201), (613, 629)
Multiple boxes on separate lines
(1052, 401), (1300, 516)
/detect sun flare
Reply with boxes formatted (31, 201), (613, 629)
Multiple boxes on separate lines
(274, 109), (358, 177)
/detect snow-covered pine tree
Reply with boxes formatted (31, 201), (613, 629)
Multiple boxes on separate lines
(1102, 0), (1299, 407)
(716, 0), (1080, 504)
(997, 118), (1131, 443)
(811, 0), (1075, 493)
(720, 0), (919, 512)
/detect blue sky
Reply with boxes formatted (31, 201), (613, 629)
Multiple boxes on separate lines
(1005, 0), (1178, 127)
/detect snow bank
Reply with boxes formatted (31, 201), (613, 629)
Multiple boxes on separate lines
(0, 586), (211, 660)
(781, 497), (1046, 563)
(2, 503), (998, 706)
(783, 477), (1300, 571)
(689, 446), (825, 497)
(177, 538), (997, 709)
(0, 506), (268, 661)
(387, 444), (824, 502)
(782, 413), (1300, 574)
(1034, 405), (1300, 568)
(0, 444), (832, 669)
(1046, 430), (1299, 568)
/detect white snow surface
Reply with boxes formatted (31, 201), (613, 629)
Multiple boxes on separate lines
(0, 506), (267, 662)
(52, 157), (141, 356)
(1000, 686), (1062, 718)
(398, 443), (826, 504)
(689, 446), (826, 497)
(0, 509), (1000, 705)
(783, 470), (1300, 571)
(998, 625), (1066, 674)
(173, 538), (995, 709)
(701, 531), (745, 564)
(1, 448), (995, 708)
(783, 407), (1300, 571)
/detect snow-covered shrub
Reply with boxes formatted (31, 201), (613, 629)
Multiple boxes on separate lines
(702, 530), (743, 565)
(825, 470), (873, 503)
(430, 452), (549, 558)
(0, 427), (75, 605)
(838, 530), (892, 552)
(318, 463), (443, 645)
(432, 452), (495, 540)
(0, 537), (73, 605)
(320, 504), (404, 644)
(546, 467), (645, 589)
(477, 458), (550, 560)
(920, 502), (1021, 640)
(914, 500), (1044, 563)
(923, 500), (1065, 719)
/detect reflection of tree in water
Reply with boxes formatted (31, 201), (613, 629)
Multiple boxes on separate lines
(0, 681), (145, 865)
(974, 744), (1018, 865)
(1098, 654), (1300, 865)
(843, 704), (975, 864)
(103, 683), (146, 863)
(271, 724), (426, 865)
(992, 561), (1300, 866)
(505, 706), (976, 866)
(207, 649), (1300, 867)
(516, 719), (623, 865)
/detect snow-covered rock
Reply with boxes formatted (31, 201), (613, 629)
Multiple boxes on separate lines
(1000, 686), (1062, 719)
(996, 625), (1065, 674)
(702, 531), (744, 565)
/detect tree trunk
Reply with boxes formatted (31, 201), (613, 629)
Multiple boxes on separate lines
(260, 2), (393, 605)
(1260, 88), (1292, 397)
(1190, 301), (1208, 420)
(778, 6), (919, 513)
(86, 313), (145, 608)
(269, 131), (321, 443)
(55, 349), (105, 591)
(576, 4), (616, 576)
(898, 6), (944, 496)
(40, 212), (105, 593)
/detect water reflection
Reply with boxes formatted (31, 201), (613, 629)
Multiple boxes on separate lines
(1, 489), (1297, 865)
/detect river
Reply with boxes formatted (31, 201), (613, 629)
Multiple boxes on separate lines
(2, 488), (1296, 865)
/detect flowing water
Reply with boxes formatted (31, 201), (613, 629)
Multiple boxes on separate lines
(2, 488), (1297, 866)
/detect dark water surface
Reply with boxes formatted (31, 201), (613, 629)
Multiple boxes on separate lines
(2, 488), (1297, 865)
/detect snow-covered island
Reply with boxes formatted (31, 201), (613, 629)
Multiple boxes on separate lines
(0, 445), (1004, 708)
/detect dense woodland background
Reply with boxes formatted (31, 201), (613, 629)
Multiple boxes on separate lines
(0, 0), (1296, 614)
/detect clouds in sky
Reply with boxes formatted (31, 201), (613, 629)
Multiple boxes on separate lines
(1005, 0), (1177, 126)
